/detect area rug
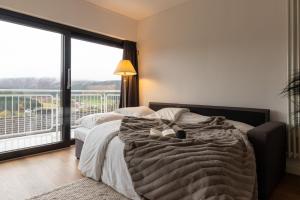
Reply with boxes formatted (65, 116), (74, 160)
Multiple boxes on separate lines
(27, 178), (130, 200)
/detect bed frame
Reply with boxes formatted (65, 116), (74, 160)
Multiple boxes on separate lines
(75, 102), (287, 200)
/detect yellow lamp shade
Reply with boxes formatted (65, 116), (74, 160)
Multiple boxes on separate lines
(114, 60), (137, 76)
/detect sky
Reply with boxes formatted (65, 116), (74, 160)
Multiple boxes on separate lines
(0, 20), (122, 81)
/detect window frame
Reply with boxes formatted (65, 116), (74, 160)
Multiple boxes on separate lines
(0, 8), (124, 161)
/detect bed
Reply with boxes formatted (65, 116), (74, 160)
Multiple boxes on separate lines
(75, 102), (286, 200)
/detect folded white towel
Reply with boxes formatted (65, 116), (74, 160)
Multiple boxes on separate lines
(162, 129), (175, 136)
(150, 128), (175, 137)
(150, 128), (162, 136)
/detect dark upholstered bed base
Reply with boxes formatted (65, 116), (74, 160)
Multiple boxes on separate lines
(149, 102), (286, 200)
(75, 102), (286, 200)
(75, 139), (84, 159)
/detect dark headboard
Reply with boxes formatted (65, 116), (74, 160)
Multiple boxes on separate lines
(149, 102), (270, 127)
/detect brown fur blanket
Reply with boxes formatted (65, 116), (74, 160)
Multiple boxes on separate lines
(118, 116), (257, 200)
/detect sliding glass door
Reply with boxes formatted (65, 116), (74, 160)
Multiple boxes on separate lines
(0, 8), (124, 160)
(70, 38), (123, 138)
(0, 20), (63, 153)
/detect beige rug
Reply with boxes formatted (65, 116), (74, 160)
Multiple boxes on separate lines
(27, 178), (130, 200)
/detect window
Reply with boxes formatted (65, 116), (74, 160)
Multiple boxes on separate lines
(0, 8), (124, 160)
(70, 38), (123, 138)
(0, 20), (63, 152)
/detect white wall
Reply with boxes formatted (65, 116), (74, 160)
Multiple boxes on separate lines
(138, 0), (288, 121)
(0, 0), (137, 41)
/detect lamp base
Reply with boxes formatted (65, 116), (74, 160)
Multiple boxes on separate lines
(123, 76), (127, 108)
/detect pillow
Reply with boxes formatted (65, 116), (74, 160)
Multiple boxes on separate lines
(75, 112), (123, 129)
(144, 112), (160, 119)
(226, 120), (254, 133)
(176, 112), (210, 123)
(152, 107), (190, 121)
(114, 106), (155, 117)
(95, 113), (124, 125)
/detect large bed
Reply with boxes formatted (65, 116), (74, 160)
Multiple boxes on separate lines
(75, 102), (286, 200)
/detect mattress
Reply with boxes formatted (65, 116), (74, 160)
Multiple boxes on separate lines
(74, 127), (91, 141)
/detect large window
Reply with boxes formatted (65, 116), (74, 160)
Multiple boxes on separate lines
(0, 20), (63, 152)
(71, 38), (123, 138)
(0, 9), (124, 160)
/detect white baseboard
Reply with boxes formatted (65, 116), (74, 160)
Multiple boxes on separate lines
(286, 159), (300, 175)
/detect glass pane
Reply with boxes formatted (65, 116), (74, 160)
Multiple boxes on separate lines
(71, 38), (122, 138)
(0, 20), (62, 153)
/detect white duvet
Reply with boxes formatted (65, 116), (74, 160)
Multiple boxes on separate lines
(78, 108), (254, 200)
(78, 120), (140, 200)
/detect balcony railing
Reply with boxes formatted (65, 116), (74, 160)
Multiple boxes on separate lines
(0, 89), (120, 140)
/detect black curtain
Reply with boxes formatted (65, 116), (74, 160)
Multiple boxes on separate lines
(119, 41), (139, 108)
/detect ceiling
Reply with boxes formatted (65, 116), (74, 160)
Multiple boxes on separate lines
(85, 0), (191, 20)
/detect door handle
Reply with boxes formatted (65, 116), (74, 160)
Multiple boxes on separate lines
(67, 68), (71, 90)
